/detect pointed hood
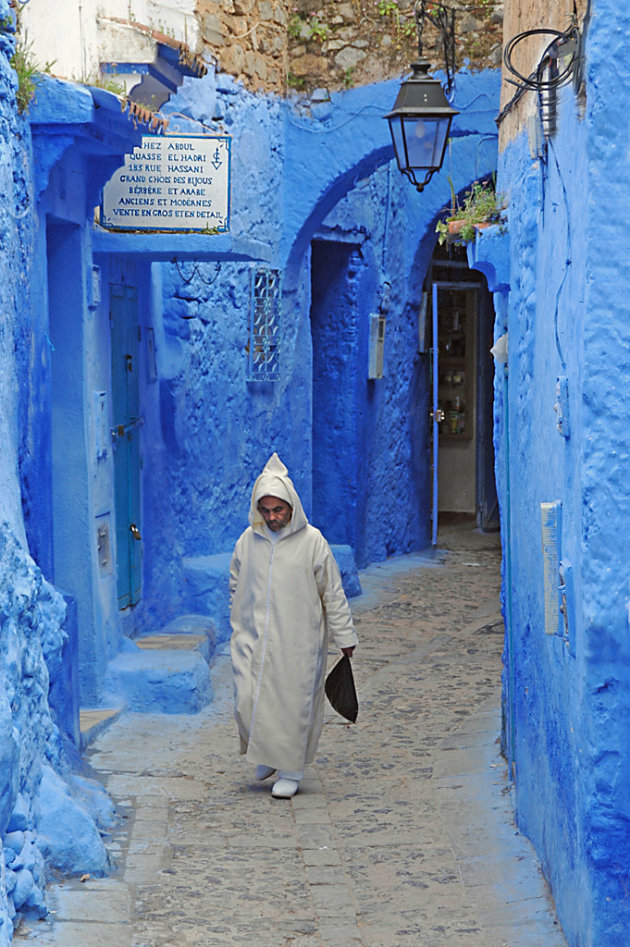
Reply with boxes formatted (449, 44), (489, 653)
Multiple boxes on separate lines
(249, 453), (308, 536)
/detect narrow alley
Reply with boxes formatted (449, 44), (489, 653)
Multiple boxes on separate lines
(16, 525), (565, 947)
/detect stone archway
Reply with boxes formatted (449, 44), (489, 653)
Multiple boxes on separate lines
(278, 70), (501, 562)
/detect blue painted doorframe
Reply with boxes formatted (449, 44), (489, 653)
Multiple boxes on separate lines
(110, 284), (142, 609)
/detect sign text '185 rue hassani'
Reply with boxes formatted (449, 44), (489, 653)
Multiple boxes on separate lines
(101, 135), (231, 232)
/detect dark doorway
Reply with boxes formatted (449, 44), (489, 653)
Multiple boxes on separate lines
(428, 242), (499, 532)
(310, 239), (365, 547)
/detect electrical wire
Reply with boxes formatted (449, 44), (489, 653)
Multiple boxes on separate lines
(286, 102), (387, 133)
(497, 23), (580, 126)
(503, 27), (580, 91)
(548, 138), (571, 371)
(172, 259), (222, 286)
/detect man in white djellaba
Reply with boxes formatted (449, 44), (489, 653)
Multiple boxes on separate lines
(229, 453), (358, 799)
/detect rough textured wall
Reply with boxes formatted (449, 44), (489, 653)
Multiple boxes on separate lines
(197, 0), (289, 91)
(0, 12), (112, 942)
(143, 69), (292, 582)
(311, 167), (432, 566)
(496, 114), (590, 942)
(579, 2), (630, 941)
(286, 0), (503, 93)
(196, 0), (504, 94)
(145, 69), (498, 591)
(488, 1), (630, 942)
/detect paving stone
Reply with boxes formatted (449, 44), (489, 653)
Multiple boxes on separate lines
(16, 526), (567, 947)
(301, 847), (342, 867)
(317, 920), (362, 945)
(305, 864), (349, 885)
(54, 885), (131, 922)
(47, 922), (132, 946)
(298, 823), (335, 850)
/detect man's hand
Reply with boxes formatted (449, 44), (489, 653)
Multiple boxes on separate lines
(341, 646), (355, 657)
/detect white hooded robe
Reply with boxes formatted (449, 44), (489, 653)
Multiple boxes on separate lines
(229, 453), (358, 774)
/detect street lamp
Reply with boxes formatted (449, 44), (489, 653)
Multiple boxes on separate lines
(385, 2), (459, 192)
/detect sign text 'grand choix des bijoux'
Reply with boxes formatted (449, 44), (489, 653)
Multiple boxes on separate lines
(101, 135), (231, 232)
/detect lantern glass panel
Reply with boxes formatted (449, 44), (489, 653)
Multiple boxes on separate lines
(401, 115), (449, 170)
(389, 116), (407, 170)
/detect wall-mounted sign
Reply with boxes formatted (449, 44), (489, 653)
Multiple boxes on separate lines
(101, 135), (230, 232)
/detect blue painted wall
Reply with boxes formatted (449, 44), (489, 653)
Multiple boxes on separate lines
(0, 15), (122, 940)
(471, 3), (630, 942)
(141, 67), (501, 595)
(0, 41), (500, 936)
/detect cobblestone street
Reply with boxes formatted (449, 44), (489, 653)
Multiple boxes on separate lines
(17, 525), (566, 946)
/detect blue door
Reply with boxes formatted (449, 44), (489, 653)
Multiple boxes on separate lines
(110, 284), (142, 609)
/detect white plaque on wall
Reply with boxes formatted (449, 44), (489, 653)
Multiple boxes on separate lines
(101, 135), (230, 232)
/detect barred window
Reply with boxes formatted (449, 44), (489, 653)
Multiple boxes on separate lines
(248, 267), (281, 382)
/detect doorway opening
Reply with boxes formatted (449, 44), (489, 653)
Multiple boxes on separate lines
(428, 241), (499, 535)
(310, 238), (365, 548)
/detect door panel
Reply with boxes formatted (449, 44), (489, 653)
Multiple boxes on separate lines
(110, 284), (142, 609)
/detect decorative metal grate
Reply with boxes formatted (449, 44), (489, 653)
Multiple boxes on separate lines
(248, 267), (281, 381)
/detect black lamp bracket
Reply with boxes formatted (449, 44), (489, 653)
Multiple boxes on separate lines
(414, 1), (456, 95)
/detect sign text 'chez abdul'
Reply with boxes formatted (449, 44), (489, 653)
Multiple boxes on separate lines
(101, 135), (231, 232)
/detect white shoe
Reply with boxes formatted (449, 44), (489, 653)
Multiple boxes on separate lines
(256, 765), (276, 780)
(271, 777), (299, 799)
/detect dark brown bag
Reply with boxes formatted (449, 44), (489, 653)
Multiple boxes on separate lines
(325, 655), (358, 723)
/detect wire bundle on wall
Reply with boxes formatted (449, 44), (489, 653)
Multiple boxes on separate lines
(497, 23), (582, 130)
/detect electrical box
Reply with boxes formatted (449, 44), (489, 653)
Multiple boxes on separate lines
(95, 514), (113, 575)
(89, 265), (101, 310)
(368, 314), (386, 379)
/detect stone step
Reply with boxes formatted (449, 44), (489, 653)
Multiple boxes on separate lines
(134, 614), (217, 662)
(104, 648), (212, 715)
(79, 707), (123, 750)
(135, 613), (217, 663)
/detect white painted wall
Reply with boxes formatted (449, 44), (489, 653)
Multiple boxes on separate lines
(20, 0), (199, 83)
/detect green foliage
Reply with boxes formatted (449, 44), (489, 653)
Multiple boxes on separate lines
(10, 40), (41, 113)
(308, 18), (328, 42)
(288, 12), (329, 44)
(89, 72), (127, 96)
(377, 0), (413, 47)
(287, 71), (305, 91)
(343, 66), (355, 88)
(288, 14), (304, 40)
(435, 180), (507, 246)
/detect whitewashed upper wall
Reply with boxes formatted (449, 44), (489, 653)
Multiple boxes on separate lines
(21, 0), (199, 83)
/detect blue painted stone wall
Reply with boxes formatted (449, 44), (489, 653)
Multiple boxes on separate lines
(140, 67), (501, 607)
(0, 17), (114, 941)
(478, 3), (630, 942)
(0, 37), (500, 937)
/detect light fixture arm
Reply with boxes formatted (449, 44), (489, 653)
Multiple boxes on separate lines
(385, 1), (458, 193)
(414, 1), (456, 95)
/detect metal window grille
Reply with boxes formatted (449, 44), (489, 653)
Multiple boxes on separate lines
(248, 267), (281, 381)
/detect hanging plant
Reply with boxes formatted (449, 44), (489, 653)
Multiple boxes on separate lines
(436, 179), (507, 246)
